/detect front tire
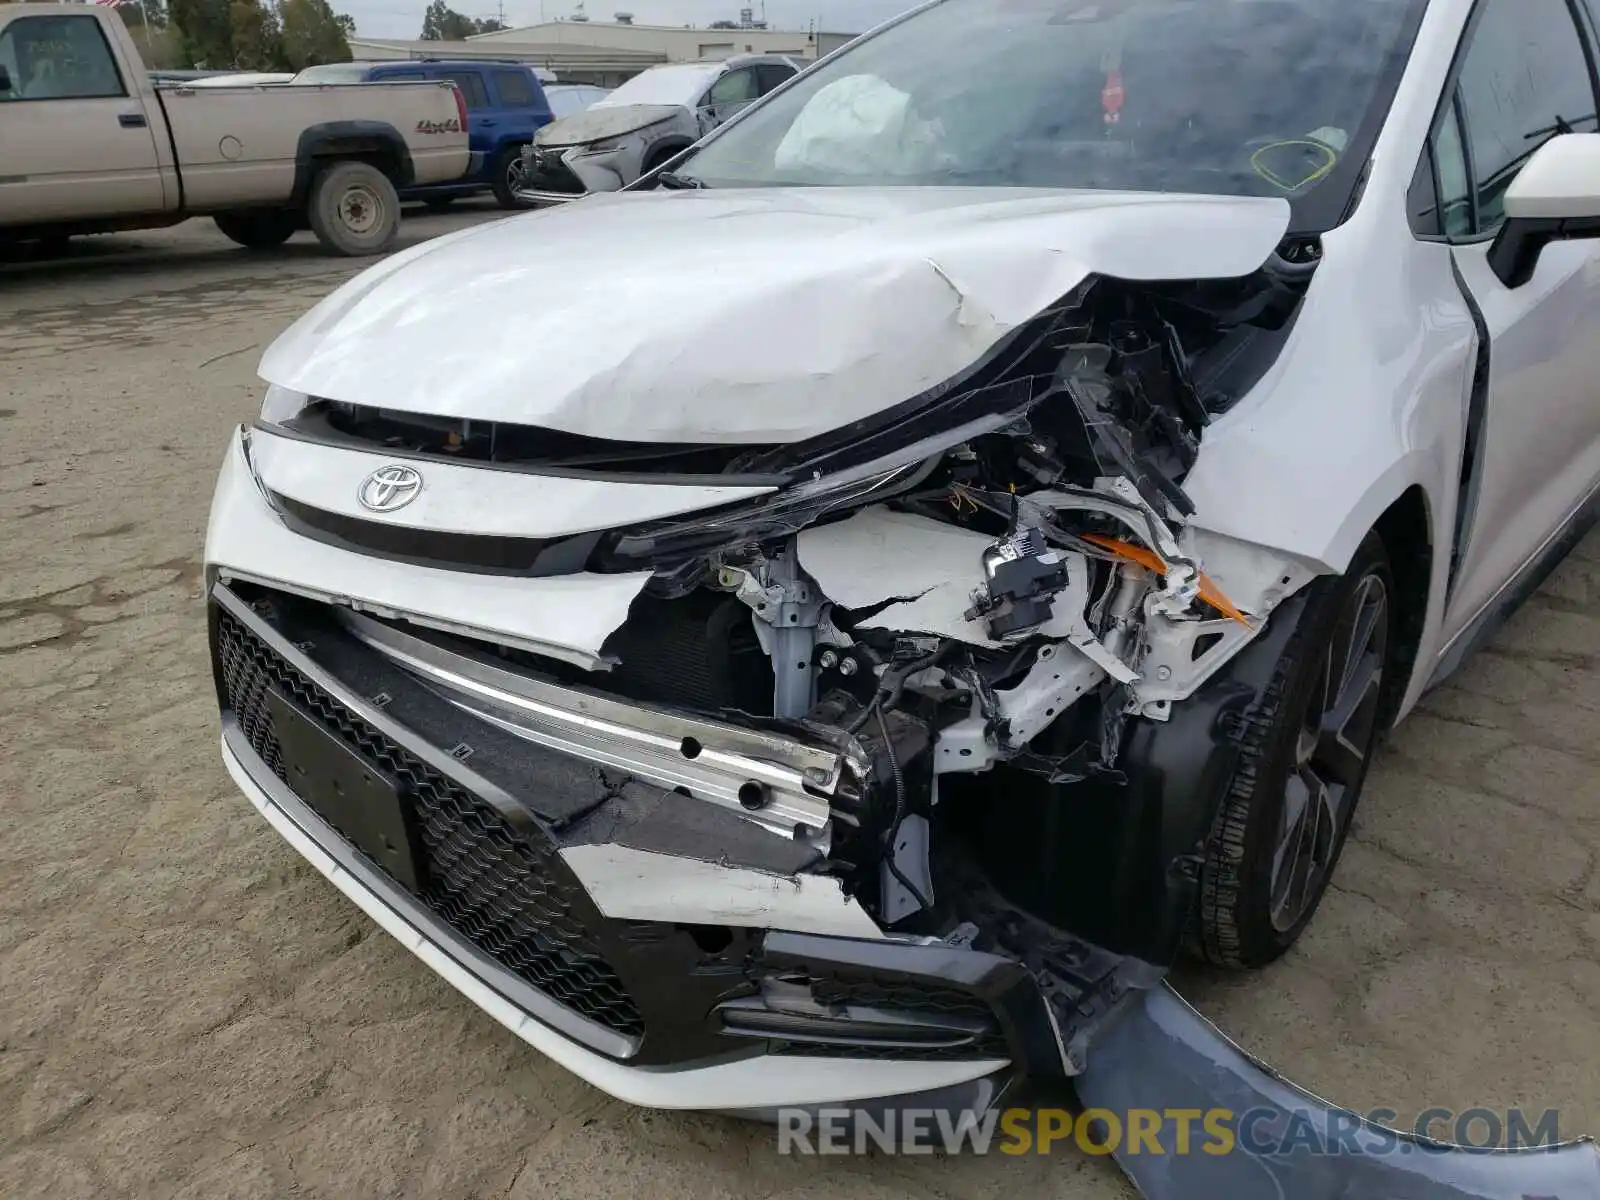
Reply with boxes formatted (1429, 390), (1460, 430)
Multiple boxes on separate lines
(1191, 530), (1394, 969)
(491, 144), (534, 209)
(213, 210), (296, 250)
(306, 161), (400, 256)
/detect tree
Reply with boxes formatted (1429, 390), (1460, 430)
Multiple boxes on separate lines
(278, 0), (353, 68)
(421, 1), (505, 40)
(120, 0), (169, 30)
(229, 0), (282, 69)
(116, 4), (185, 69)
(168, 0), (234, 67)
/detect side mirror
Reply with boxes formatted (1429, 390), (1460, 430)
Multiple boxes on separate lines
(0, 64), (11, 94)
(1489, 133), (1600, 287)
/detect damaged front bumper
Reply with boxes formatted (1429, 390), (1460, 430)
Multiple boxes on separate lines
(515, 143), (631, 206)
(210, 581), (1600, 1196)
(211, 579), (1070, 1097)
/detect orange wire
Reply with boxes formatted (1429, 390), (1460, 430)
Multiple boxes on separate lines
(1081, 534), (1252, 626)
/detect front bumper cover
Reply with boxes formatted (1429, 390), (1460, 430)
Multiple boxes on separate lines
(211, 580), (1600, 1196)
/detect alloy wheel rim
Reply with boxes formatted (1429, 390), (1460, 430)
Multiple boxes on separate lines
(507, 147), (529, 192)
(1268, 574), (1388, 933)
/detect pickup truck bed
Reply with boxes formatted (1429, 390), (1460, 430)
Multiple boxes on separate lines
(0, 4), (471, 255)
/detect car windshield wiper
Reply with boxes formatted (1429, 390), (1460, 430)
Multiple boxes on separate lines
(656, 170), (707, 189)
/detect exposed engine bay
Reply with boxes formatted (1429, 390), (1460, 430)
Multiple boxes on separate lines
(259, 255), (1320, 972)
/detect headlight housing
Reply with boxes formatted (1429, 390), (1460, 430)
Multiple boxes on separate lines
(260, 383), (307, 425)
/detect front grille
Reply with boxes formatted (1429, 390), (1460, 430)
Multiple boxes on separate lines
(522, 153), (587, 195)
(214, 605), (646, 1039)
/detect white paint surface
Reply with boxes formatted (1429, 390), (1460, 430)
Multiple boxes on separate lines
(560, 843), (886, 939)
(259, 187), (1290, 445)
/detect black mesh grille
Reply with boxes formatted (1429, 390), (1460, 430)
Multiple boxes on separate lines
(796, 976), (1011, 1061)
(522, 153), (588, 195)
(214, 605), (645, 1039)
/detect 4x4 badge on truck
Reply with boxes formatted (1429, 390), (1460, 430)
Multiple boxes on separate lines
(358, 465), (423, 513)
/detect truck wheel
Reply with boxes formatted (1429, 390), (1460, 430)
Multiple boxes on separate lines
(1190, 530), (1395, 969)
(491, 145), (534, 210)
(307, 161), (400, 256)
(213, 211), (297, 250)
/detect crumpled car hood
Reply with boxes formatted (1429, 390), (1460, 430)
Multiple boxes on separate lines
(258, 187), (1290, 445)
(533, 103), (684, 147)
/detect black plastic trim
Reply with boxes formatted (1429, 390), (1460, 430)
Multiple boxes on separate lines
(761, 932), (1062, 1078)
(257, 416), (789, 489)
(270, 491), (599, 577)
(1487, 214), (1600, 287)
(1446, 253), (1491, 602)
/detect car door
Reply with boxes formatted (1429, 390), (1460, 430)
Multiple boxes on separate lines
(0, 10), (165, 223)
(1417, 0), (1600, 641)
(699, 65), (760, 134)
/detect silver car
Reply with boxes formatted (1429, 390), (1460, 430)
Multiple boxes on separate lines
(516, 55), (804, 204)
(210, 0), (1600, 1195)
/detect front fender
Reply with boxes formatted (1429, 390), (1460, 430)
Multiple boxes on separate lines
(1183, 218), (1474, 577)
(1078, 987), (1600, 1199)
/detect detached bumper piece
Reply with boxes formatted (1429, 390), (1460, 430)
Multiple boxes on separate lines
(208, 580), (1077, 1077)
(1078, 988), (1600, 1200)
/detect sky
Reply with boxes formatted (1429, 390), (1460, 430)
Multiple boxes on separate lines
(342, 0), (918, 40)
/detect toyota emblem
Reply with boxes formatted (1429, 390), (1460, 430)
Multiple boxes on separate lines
(358, 464), (423, 513)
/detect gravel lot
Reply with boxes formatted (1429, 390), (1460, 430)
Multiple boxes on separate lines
(3, 208), (1599, 1199)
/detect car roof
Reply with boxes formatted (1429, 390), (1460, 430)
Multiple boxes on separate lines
(720, 52), (806, 69)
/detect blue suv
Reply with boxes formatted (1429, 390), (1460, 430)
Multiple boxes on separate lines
(292, 60), (555, 209)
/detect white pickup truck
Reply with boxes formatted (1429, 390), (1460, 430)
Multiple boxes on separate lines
(0, 4), (471, 255)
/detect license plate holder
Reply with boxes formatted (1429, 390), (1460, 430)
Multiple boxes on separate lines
(267, 689), (426, 892)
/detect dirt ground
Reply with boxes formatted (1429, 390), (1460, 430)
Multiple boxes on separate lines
(2, 208), (1599, 1199)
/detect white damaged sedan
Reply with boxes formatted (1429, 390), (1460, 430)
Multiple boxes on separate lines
(206, 0), (1600, 1194)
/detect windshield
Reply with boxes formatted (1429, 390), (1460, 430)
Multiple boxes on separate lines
(547, 84), (609, 118)
(595, 63), (722, 108)
(678, 0), (1427, 230)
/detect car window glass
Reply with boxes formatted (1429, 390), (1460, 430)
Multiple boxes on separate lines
(708, 68), (758, 107)
(0, 15), (125, 101)
(756, 63), (796, 95)
(1456, 0), (1597, 231)
(494, 69), (536, 107)
(1433, 103), (1474, 238)
(440, 69), (489, 108)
